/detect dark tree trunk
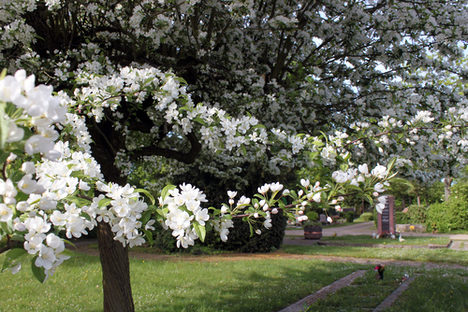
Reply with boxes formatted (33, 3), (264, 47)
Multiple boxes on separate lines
(87, 117), (135, 312)
(97, 222), (134, 312)
(444, 176), (453, 201)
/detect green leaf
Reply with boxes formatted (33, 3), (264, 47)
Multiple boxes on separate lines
(2, 248), (27, 272)
(98, 198), (112, 207)
(193, 223), (206, 242)
(135, 188), (155, 205)
(364, 194), (374, 206)
(31, 257), (46, 283)
(143, 230), (154, 246)
(140, 210), (152, 225)
(0, 102), (8, 149)
(160, 184), (176, 200)
(63, 240), (76, 249)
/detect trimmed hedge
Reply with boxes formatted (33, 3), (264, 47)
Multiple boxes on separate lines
(354, 212), (373, 223)
(426, 196), (468, 233)
(212, 210), (288, 253)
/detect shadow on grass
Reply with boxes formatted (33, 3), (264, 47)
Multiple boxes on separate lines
(131, 258), (364, 312)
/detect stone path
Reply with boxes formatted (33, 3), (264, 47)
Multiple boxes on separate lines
(373, 276), (416, 312)
(277, 270), (367, 312)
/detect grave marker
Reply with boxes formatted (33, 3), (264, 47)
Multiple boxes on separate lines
(377, 196), (395, 237)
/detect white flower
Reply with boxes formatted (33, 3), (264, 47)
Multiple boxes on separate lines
(300, 179), (310, 188)
(227, 191), (237, 198)
(17, 174), (40, 194)
(195, 208), (209, 225)
(24, 135), (54, 155)
(269, 182), (283, 192)
(46, 233), (64, 252)
(371, 164), (387, 179)
(257, 184), (270, 194)
(0, 204), (13, 222)
(312, 193), (321, 203)
(327, 216), (333, 223)
(21, 162), (36, 174)
(145, 220), (156, 231)
(374, 183), (385, 193)
(24, 216), (51, 234)
(358, 164), (369, 175)
(0, 179), (17, 198)
(6, 123), (24, 142)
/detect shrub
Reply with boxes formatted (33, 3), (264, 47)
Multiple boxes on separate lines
(395, 211), (409, 224)
(354, 212), (373, 223)
(343, 211), (355, 223)
(405, 204), (427, 224)
(306, 211), (319, 221)
(426, 196), (468, 233)
(151, 221), (179, 253)
(212, 210), (288, 252)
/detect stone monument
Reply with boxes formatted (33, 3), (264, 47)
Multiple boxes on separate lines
(377, 196), (395, 237)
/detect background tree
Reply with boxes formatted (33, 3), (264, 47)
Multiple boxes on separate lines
(1, 1), (467, 312)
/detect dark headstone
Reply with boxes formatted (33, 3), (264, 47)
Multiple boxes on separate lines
(377, 196), (395, 237)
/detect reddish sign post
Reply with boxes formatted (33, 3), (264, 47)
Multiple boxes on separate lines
(377, 196), (395, 237)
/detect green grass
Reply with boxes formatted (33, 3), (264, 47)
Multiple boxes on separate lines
(320, 235), (451, 246)
(0, 251), (365, 312)
(305, 267), (468, 312)
(387, 270), (468, 312)
(281, 245), (468, 266)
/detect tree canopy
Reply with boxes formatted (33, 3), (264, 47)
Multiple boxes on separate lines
(0, 1), (467, 311)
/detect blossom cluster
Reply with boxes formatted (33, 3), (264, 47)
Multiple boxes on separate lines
(158, 184), (209, 248)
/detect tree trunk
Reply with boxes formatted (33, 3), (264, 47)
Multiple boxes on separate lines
(444, 176), (453, 201)
(97, 222), (134, 312)
(87, 117), (135, 312)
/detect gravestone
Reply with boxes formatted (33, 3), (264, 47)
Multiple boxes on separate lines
(377, 196), (395, 237)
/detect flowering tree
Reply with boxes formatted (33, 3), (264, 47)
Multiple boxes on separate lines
(0, 69), (398, 310)
(0, 1), (467, 311)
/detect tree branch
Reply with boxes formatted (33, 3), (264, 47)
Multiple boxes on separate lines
(131, 132), (202, 164)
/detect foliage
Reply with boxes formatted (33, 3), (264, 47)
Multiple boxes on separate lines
(405, 204), (428, 224)
(305, 211), (319, 222)
(426, 197), (468, 233)
(395, 211), (410, 224)
(210, 211), (287, 253)
(353, 212), (374, 223)
(343, 211), (355, 223)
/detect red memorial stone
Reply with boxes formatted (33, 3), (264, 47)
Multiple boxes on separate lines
(377, 196), (395, 237)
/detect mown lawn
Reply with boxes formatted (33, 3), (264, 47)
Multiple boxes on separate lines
(1, 242), (466, 311)
(282, 244), (468, 266)
(305, 267), (468, 312)
(0, 251), (362, 312)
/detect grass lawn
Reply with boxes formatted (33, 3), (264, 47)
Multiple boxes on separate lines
(320, 235), (450, 246)
(282, 244), (468, 266)
(0, 251), (364, 312)
(305, 267), (468, 312)
(1, 245), (467, 311)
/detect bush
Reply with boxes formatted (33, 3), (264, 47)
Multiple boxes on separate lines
(426, 196), (468, 233)
(405, 204), (427, 224)
(343, 211), (355, 223)
(212, 210), (288, 252)
(395, 211), (409, 224)
(151, 221), (179, 253)
(306, 211), (319, 221)
(354, 212), (373, 223)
